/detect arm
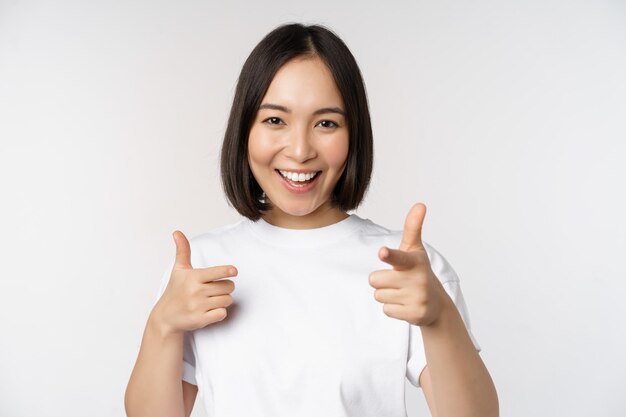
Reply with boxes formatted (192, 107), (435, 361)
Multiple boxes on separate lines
(371, 204), (498, 417)
(124, 312), (189, 417)
(419, 366), (439, 417)
(182, 381), (198, 417)
(418, 291), (499, 417)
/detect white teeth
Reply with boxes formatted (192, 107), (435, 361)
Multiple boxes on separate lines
(279, 170), (319, 182)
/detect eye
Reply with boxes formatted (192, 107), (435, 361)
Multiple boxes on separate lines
(262, 117), (284, 126)
(318, 120), (340, 129)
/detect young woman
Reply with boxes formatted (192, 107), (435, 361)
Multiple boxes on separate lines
(125, 23), (498, 417)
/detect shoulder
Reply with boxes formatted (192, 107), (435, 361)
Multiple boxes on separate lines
(186, 218), (247, 264)
(188, 218), (245, 245)
(353, 215), (401, 243)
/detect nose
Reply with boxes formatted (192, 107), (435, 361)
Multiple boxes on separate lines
(284, 125), (317, 162)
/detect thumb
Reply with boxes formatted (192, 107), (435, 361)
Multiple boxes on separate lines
(399, 203), (426, 252)
(173, 230), (193, 269)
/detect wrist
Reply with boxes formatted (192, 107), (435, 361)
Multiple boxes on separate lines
(426, 283), (456, 328)
(147, 308), (182, 341)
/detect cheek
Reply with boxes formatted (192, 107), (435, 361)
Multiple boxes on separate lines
(247, 127), (277, 166)
(323, 133), (350, 169)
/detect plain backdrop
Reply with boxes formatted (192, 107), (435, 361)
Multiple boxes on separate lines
(1, 1), (625, 416)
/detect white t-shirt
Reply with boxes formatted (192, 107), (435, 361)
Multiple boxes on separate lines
(153, 213), (480, 417)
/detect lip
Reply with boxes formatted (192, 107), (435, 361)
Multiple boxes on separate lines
(275, 169), (321, 194)
(276, 168), (321, 174)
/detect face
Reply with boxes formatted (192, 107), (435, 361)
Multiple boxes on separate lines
(247, 56), (350, 228)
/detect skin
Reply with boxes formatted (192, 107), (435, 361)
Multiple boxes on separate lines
(247, 55), (350, 229)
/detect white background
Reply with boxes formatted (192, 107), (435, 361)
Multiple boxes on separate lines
(1, 1), (625, 416)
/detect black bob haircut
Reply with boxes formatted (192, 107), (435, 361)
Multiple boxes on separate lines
(219, 23), (373, 221)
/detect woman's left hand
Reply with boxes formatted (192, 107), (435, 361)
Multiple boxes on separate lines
(368, 203), (449, 327)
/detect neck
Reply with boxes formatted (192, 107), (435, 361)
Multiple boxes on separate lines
(261, 203), (349, 230)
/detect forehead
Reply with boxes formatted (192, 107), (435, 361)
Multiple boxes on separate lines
(261, 56), (345, 110)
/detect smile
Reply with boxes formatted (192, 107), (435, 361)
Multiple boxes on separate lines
(274, 169), (322, 194)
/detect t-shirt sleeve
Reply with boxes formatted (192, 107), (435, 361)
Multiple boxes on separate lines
(405, 242), (481, 388)
(154, 260), (198, 386)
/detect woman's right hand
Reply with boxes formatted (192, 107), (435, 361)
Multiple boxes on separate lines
(150, 230), (237, 337)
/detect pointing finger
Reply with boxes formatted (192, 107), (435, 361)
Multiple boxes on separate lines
(379, 246), (417, 271)
(194, 264), (239, 283)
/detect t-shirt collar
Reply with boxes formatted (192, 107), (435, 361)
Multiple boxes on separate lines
(244, 213), (364, 248)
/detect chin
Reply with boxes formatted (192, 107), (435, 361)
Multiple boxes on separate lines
(283, 208), (317, 217)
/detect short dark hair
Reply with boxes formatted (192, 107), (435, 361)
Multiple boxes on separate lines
(219, 23), (373, 221)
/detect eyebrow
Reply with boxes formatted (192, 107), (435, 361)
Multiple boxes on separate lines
(258, 103), (346, 117)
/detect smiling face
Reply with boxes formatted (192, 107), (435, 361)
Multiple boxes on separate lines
(247, 56), (350, 229)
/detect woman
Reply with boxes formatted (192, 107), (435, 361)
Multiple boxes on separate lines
(125, 23), (498, 417)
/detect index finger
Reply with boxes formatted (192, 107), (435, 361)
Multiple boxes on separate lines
(193, 264), (238, 283)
